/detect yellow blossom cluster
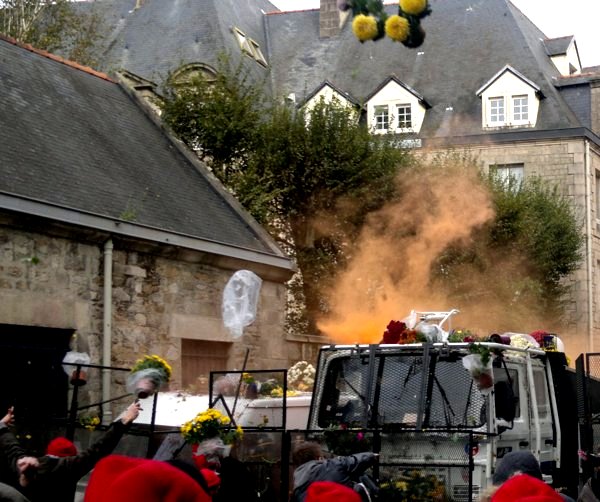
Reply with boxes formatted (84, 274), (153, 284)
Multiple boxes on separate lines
(79, 415), (101, 431)
(131, 354), (172, 381)
(349, 0), (430, 46)
(181, 408), (241, 445)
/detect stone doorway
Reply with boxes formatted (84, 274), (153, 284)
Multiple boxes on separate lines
(0, 324), (73, 454)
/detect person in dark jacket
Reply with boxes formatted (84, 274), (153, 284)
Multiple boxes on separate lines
(0, 401), (140, 502)
(291, 441), (377, 502)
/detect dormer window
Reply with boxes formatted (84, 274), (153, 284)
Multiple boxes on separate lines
(365, 76), (430, 135)
(544, 36), (582, 76)
(233, 27), (268, 67)
(477, 66), (543, 129)
(299, 81), (361, 122)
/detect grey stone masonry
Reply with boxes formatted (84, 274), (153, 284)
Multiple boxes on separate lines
(320, 0), (341, 38)
(0, 223), (289, 414)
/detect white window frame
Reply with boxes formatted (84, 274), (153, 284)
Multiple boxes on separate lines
(233, 27), (268, 67)
(396, 103), (412, 130)
(374, 105), (389, 132)
(512, 95), (529, 123)
(490, 163), (524, 190)
(249, 39), (267, 67)
(489, 97), (505, 124)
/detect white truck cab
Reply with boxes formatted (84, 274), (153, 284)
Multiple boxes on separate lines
(306, 310), (569, 499)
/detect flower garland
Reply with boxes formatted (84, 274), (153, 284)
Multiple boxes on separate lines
(340, 0), (431, 47)
(181, 408), (243, 445)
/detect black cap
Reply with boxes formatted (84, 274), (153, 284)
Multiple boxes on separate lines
(493, 451), (542, 485)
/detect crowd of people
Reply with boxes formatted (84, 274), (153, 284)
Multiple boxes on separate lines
(0, 405), (597, 502)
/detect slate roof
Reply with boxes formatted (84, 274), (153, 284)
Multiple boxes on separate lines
(88, 0), (597, 144)
(89, 0), (278, 88)
(265, 0), (582, 140)
(0, 35), (292, 270)
(543, 36), (573, 57)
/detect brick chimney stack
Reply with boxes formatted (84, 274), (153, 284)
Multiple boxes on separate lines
(320, 0), (349, 38)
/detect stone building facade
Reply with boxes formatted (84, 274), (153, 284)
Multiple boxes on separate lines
(0, 34), (294, 440)
(87, 0), (600, 361)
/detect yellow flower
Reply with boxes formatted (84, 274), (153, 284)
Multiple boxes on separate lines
(385, 15), (409, 41)
(400, 0), (427, 15)
(181, 408), (242, 445)
(131, 354), (172, 380)
(352, 14), (378, 42)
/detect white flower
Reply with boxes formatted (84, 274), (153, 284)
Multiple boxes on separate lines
(287, 361), (316, 391)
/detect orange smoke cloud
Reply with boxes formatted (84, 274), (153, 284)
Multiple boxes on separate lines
(317, 165), (495, 343)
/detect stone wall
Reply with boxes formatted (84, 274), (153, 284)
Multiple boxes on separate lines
(0, 225), (289, 411)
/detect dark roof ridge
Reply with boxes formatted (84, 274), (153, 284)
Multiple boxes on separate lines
(301, 79), (361, 107)
(507, 0), (548, 39)
(364, 74), (431, 108)
(543, 34), (574, 43)
(0, 33), (113, 82)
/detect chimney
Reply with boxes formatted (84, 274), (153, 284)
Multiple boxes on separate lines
(320, 0), (349, 38)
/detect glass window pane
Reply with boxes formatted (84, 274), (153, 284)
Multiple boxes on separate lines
(396, 104), (412, 129)
(490, 97), (505, 123)
(374, 105), (389, 131)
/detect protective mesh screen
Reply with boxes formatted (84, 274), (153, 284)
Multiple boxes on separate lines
(311, 347), (487, 431)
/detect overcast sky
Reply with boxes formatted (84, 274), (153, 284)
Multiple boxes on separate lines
(269, 0), (600, 68)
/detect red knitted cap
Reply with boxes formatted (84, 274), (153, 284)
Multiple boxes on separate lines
(46, 437), (77, 457)
(306, 481), (361, 502)
(491, 474), (563, 502)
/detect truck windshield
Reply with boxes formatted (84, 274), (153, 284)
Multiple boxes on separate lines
(317, 350), (487, 429)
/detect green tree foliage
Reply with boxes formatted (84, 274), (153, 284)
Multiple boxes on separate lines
(435, 169), (583, 325)
(0, 0), (103, 66)
(162, 60), (409, 333)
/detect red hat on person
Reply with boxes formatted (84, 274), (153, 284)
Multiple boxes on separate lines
(84, 455), (212, 502)
(491, 474), (563, 502)
(46, 437), (77, 457)
(305, 481), (362, 502)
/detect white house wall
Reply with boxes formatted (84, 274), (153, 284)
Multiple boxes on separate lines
(304, 86), (356, 115)
(550, 44), (581, 76)
(480, 71), (540, 128)
(366, 80), (426, 134)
